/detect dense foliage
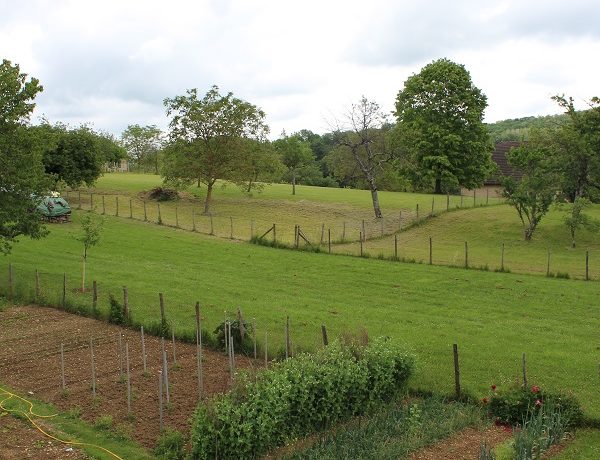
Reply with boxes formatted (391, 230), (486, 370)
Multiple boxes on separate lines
(189, 338), (414, 459)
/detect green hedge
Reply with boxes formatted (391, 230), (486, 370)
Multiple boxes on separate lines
(190, 338), (415, 459)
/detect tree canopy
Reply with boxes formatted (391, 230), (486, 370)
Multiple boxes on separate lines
(163, 85), (269, 213)
(121, 124), (163, 173)
(0, 59), (49, 254)
(394, 58), (494, 193)
(273, 132), (316, 195)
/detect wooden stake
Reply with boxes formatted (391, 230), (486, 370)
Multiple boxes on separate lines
(192, 210), (196, 231)
(264, 331), (268, 367)
(8, 263), (13, 302)
(90, 193), (93, 210)
(123, 286), (129, 320)
(157, 203), (162, 224)
(129, 199), (133, 218)
(431, 196), (435, 215)
(399, 211), (402, 229)
(416, 203), (419, 220)
(116, 196), (119, 216)
(250, 220), (254, 239)
(362, 219), (366, 241)
(321, 324), (328, 346)
(118, 333), (124, 379)
(394, 234), (398, 260)
(342, 221), (346, 241)
(143, 201), (147, 221)
(237, 307), (245, 341)
(273, 223), (276, 243)
(230, 216), (233, 239)
(141, 326), (147, 374)
(320, 223), (325, 244)
(586, 250), (589, 281)
(102, 195), (105, 214)
(501, 243), (505, 271)
(92, 280), (98, 312)
(126, 342), (131, 414)
(328, 228), (331, 253)
(90, 338), (96, 397)
(473, 189), (476, 207)
(60, 343), (66, 390)
(429, 237), (432, 265)
(158, 371), (164, 432)
(159, 293), (166, 334)
(446, 192), (450, 211)
(171, 329), (177, 365)
(546, 248), (551, 276)
(35, 269), (40, 300)
(78, 191), (81, 209)
(195, 302), (203, 398)
(161, 339), (170, 403)
(210, 214), (214, 234)
(486, 188), (489, 205)
(464, 241), (469, 269)
(359, 232), (363, 256)
(175, 206), (179, 228)
(453, 344), (461, 398)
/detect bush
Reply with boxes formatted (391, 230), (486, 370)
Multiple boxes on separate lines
(488, 384), (582, 427)
(214, 319), (254, 355)
(154, 428), (186, 460)
(108, 294), (124, 325)
(189, 337), (415, 459)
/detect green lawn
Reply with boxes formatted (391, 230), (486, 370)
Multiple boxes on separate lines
(4, 212), (600, 421)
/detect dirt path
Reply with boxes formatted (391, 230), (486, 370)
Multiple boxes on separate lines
(408, 425), (513, 460)
(0, 305), (258, 449)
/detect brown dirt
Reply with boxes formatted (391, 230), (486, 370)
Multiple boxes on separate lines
(0, 305), (258, 450)
(408, 425), (513, 460)
(0, 416), (87, 459)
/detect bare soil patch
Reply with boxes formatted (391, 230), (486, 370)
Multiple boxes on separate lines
(408, 425), (512, 460)
(0, 305), (257, 450)
(0, 416), (87, 459)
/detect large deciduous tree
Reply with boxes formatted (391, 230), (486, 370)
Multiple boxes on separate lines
(163, 85), (269, 214)
(394, 58), (494, 194)
(329, 97), (392, 218)
(0, 59), (49, 254)
(121, 124), (163, 173)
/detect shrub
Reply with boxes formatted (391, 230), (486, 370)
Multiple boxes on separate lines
(488, 384), (582, 427)
(214, 319), (254, 355)
(108, 294), (124, 325)
(189, 338), (414, 459)
(154, 428), (186, 460)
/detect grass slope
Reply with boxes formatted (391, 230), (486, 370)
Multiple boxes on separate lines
(4, 213), (600, 420)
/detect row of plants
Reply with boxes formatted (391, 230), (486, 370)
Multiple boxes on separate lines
(189, 338), (415, 459)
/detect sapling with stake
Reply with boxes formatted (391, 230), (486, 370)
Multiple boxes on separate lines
(76, 212), (104, 292)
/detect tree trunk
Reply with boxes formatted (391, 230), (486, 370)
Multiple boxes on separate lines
(247, 178), (253, 193)
(434, 177), (442, 194)
(367, 177), (383, 219)
(292, 173), (296, 196)
(204, 182), (213, 214)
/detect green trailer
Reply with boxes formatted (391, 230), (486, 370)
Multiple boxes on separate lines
(37, 195), (71, 222)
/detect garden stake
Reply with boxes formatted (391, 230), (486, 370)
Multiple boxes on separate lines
(123, 286), (129, 320)
(159, 293), (166, 334)
(118, 333), (124, 379)
(321, 325), (329, 346)
(195, 302), (203, 397)
(90, 338), (96, 398)
(431, 196), (434, 215)
(162, 344), (170, 403)
(237, 306), (245, 341)
(126, 342), (131, 414)
(429, 237), (433, 265)
(129, 199), (133, 218)
(394, 235), (398, 259)
(416, 203), (419, 220)
(501, 243), (505, 271)
(210, 214), (214, 234)
(328, 228), (331, 253)
(171, 329), (177, 365)
(92, 280), (98, 311)
(60, 343), (66, 391)
(453, 343), (461, 398)
(158, 371), (164, 432)
(141, 326), (147, 374)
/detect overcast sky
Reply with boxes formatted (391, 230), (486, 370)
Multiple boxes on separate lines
(1, 0), (599, 139)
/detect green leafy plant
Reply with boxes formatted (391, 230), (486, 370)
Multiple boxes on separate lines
(108, 294), (124, 325)
(190, 338), (414, 459)
(154, 428), (186, 459)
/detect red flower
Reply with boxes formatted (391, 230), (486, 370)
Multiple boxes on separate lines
(482, 397), (489, 404)
(535, 399), (542, 407)
(531, 385), (540, 394)
(491, 385), (497, 391)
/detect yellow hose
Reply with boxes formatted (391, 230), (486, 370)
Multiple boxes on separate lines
(0, 385), (124, 460)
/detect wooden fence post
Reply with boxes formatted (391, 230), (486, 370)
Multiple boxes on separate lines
(158, 371), (164, 432)
(431, 196), (435, 215)
(453, 344), (461, 398)
(464, 241), (469, 269)
(230, 216), (233, 239)
(252, 318), (257, 359)
(210, 214), (214, 235)
(416, 204), (419, 220)
(175, 206), (179, 228)
(446, 192), (450, 211)
(157, 203), (162, 224)
(586, 250), (589, 281)
(90, 193), (94, 210)
(126, 342), (131, 414)
(90, 338), (96, 397)
(35, 269), (41, 300)
(501, 243), (505, 272)
(116, 196), (119, 216)
(429, 237), (432, 265)
(102, 195), (105, 215)
(143, 201), (147, 221)
(264, 331), (268, 367)
(92, 280), (98, 312)
(359, 232), (363, 257)
(195, 302), (203, 397)
(129, 199), (133, 219)
(78, 191), (82, 209)
(123, 286), (129, 320)
(321, 325), (328, 346)
(328, 229), (331, 254)
(394, 234), (398, 260)
(192, 210), (196, 232)
(273, 223), (277, 244)
(159, 293), (166, 334)
(546, 248), (551, 276)
(473, 189), (476, 207)
(285, 316), (290, 359)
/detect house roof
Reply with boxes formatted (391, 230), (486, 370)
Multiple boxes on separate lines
(485, 141), (524, 185)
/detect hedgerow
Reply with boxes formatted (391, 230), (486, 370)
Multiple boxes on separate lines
(189, 338), (415, 459)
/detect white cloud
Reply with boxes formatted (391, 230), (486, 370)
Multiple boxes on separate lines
(0, 0), (598, 138)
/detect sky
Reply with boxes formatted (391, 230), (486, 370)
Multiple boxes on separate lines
(1, 0), (599, 139)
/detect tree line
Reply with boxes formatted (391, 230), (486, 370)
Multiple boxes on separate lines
(1, 56), (598, 254)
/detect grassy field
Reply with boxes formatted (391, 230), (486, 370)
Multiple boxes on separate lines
(69, 173), (500, 245)
(4, 212), (600, 421)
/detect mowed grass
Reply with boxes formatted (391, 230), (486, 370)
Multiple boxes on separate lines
(4, 213), (600, 420)
(337, 204), (600, 279)
(70, 173), (499, 244)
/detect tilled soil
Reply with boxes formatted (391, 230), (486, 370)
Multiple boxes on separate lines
(0, 416), (87, 459)
(0, 305), (258, 450)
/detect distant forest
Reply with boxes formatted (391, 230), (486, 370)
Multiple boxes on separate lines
(486, 113), (568, 142)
